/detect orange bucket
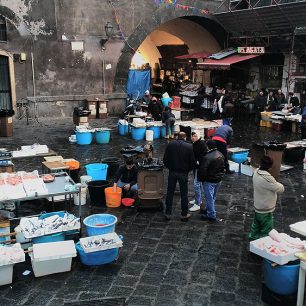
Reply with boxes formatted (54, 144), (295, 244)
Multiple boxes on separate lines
(64, 160), (80, 170)
(105, 186), (122, 208)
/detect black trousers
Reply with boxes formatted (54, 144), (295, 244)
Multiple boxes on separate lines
(215, 140), (229, 172)
(165, 171), (189, 216)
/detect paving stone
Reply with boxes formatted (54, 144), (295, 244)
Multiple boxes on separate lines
(21, 290), (55, 306)
(127, 296), (154, 306)
(162, 270), (188, 286)
(154, 298), (181, 306)
(183, 293), (209, 306)
(111, 275), (139, 288)
(213, 276), (237, 292)
(106, 286), (134, 298)
(120, 263), (146, 276)
(144, 263), (168, 275)
(210, 291), (236, 304)
(140, 273), (164, 285)
(133, 284), (159, 298)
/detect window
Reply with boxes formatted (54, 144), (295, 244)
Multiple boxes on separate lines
(0, 16), (7, 42)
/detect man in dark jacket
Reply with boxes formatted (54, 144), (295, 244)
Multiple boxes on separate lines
(163, 132), (195, 221)
(274, 89), (286, 110)
(162, 106), (176, 139)
(114, 158), (138, 196)
(189, 132), (207, 212)
(212, 125), (234, 174)
(197, 140), (224, 221)
(254, 89), (266, 124)
(148, 96), (163, 121)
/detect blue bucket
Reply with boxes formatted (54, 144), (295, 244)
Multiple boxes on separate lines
(131, 127), (146, 141)
(83, 213), (117, 236)
(75, 131), (93, 145)
(85, 163), (108, 181)
(161, 97), (172, 107)
(76, 242), (119, 266)
(118, 124), (128, 136)
(231, 151), (249, 164)
(95, 130), (110, 144)
(32, 232), (66, 244)
(263, 259), (300, 295)
(147, 126), (161, 139)
(161, 126), (166, 138)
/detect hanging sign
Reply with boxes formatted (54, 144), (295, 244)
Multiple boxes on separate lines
(238, 47), (265, 54)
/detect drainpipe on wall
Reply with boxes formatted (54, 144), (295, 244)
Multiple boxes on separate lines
(31, 51), (36, 100)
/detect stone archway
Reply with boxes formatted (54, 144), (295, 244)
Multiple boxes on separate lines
(114, 6), (226, 92)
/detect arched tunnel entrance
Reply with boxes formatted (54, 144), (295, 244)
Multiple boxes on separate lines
(114, 16), (227, 93)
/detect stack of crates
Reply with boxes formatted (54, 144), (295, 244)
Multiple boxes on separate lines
(98, 100), (108, 119)
(85, 100), (97, 119)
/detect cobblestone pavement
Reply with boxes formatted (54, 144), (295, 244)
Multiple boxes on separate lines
(0, 116), (305, 306)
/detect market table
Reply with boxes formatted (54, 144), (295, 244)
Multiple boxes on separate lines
(0, 172), (82, 219)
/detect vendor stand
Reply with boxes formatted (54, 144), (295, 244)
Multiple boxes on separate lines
(0, 172), (82, 219)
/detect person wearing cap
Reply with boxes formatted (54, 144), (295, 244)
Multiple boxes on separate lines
(142, 90), (151, 105)
(189, 131), (207, 212)
(148, 96), (163, 121)
(249, 156), (284, 240)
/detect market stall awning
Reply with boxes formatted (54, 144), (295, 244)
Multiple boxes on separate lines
(175, 51), (211, 59)
(197, 54), (259, 70)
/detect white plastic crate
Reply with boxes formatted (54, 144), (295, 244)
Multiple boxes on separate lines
(0, 264), (13, 286)
(29, 240), (76, 277)
(290, 220), (306, 236)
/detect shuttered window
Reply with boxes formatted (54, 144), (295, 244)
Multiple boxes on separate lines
(0, 16), (7, 42)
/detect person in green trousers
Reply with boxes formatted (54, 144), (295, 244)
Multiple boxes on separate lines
(249, 155), (284, 241)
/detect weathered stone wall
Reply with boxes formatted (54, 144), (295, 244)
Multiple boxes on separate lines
(0, 0), (224, 116)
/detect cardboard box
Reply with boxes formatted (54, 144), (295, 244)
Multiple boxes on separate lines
(0, 117), (13, 137)
(86, 100), (97, 119)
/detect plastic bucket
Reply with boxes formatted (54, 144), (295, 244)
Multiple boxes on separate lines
(83, 213), (117, 236)
(76, 242), (119, 266)
(131, 127), (146, 141)
(74, 186), (87, 206)
(161, 97), (172, 107)
(105, 186), (122, 208)
(80, 175), (92, 186)
(32, 232), (66, 244)
(95, 130), (111, 144)
(85, 163), (108, 181)
(263, 259), (300, 295)
(172, 96), (181, 108)
(161, 126), (167, 138)
(231, 152), (249, 164)
(101, 157), (121, 178)
(118, 124), (129, 136)
(147, 126), (161, 139)
(87, 180), (110, 207)
(146, 130), (154, 142)
(75, 131), (93, 145)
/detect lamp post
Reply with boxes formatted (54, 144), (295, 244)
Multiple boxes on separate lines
(101, 22), (114, 95)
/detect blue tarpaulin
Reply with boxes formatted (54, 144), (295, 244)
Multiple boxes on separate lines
(126, 69), (151, 99)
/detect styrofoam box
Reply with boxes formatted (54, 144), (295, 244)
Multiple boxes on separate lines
(29, 240), (76, 277)
(80, 232), (123, 253)
(290, 220), (306, 236)
(0, 264), (13, 286)
(172, 110), (181, 120)
(250, 236), (302, 265)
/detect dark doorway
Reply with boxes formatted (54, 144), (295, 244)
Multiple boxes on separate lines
(0, 55), (12, 109)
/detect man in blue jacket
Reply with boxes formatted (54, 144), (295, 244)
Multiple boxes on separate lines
(163, 132), (195, 221)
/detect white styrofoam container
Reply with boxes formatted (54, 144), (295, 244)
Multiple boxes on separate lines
(290, 220), (306, 236)
(80, 232), (123, 253)
(249, 236), (302, 265)
(172, 110), (181, 120)
(29, 240), (76, 277)
(0, 264), (13, 286)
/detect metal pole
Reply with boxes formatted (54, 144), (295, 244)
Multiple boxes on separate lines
(31, 51), (36, 100)
(102, 53), (106, 95)
(287, 31), (296, 96)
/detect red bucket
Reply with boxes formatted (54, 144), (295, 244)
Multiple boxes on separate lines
(172, 96), (181, 109)
(121, 198), (135, 207)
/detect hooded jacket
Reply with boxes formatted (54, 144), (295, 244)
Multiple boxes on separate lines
(253, 169), (284, 213)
